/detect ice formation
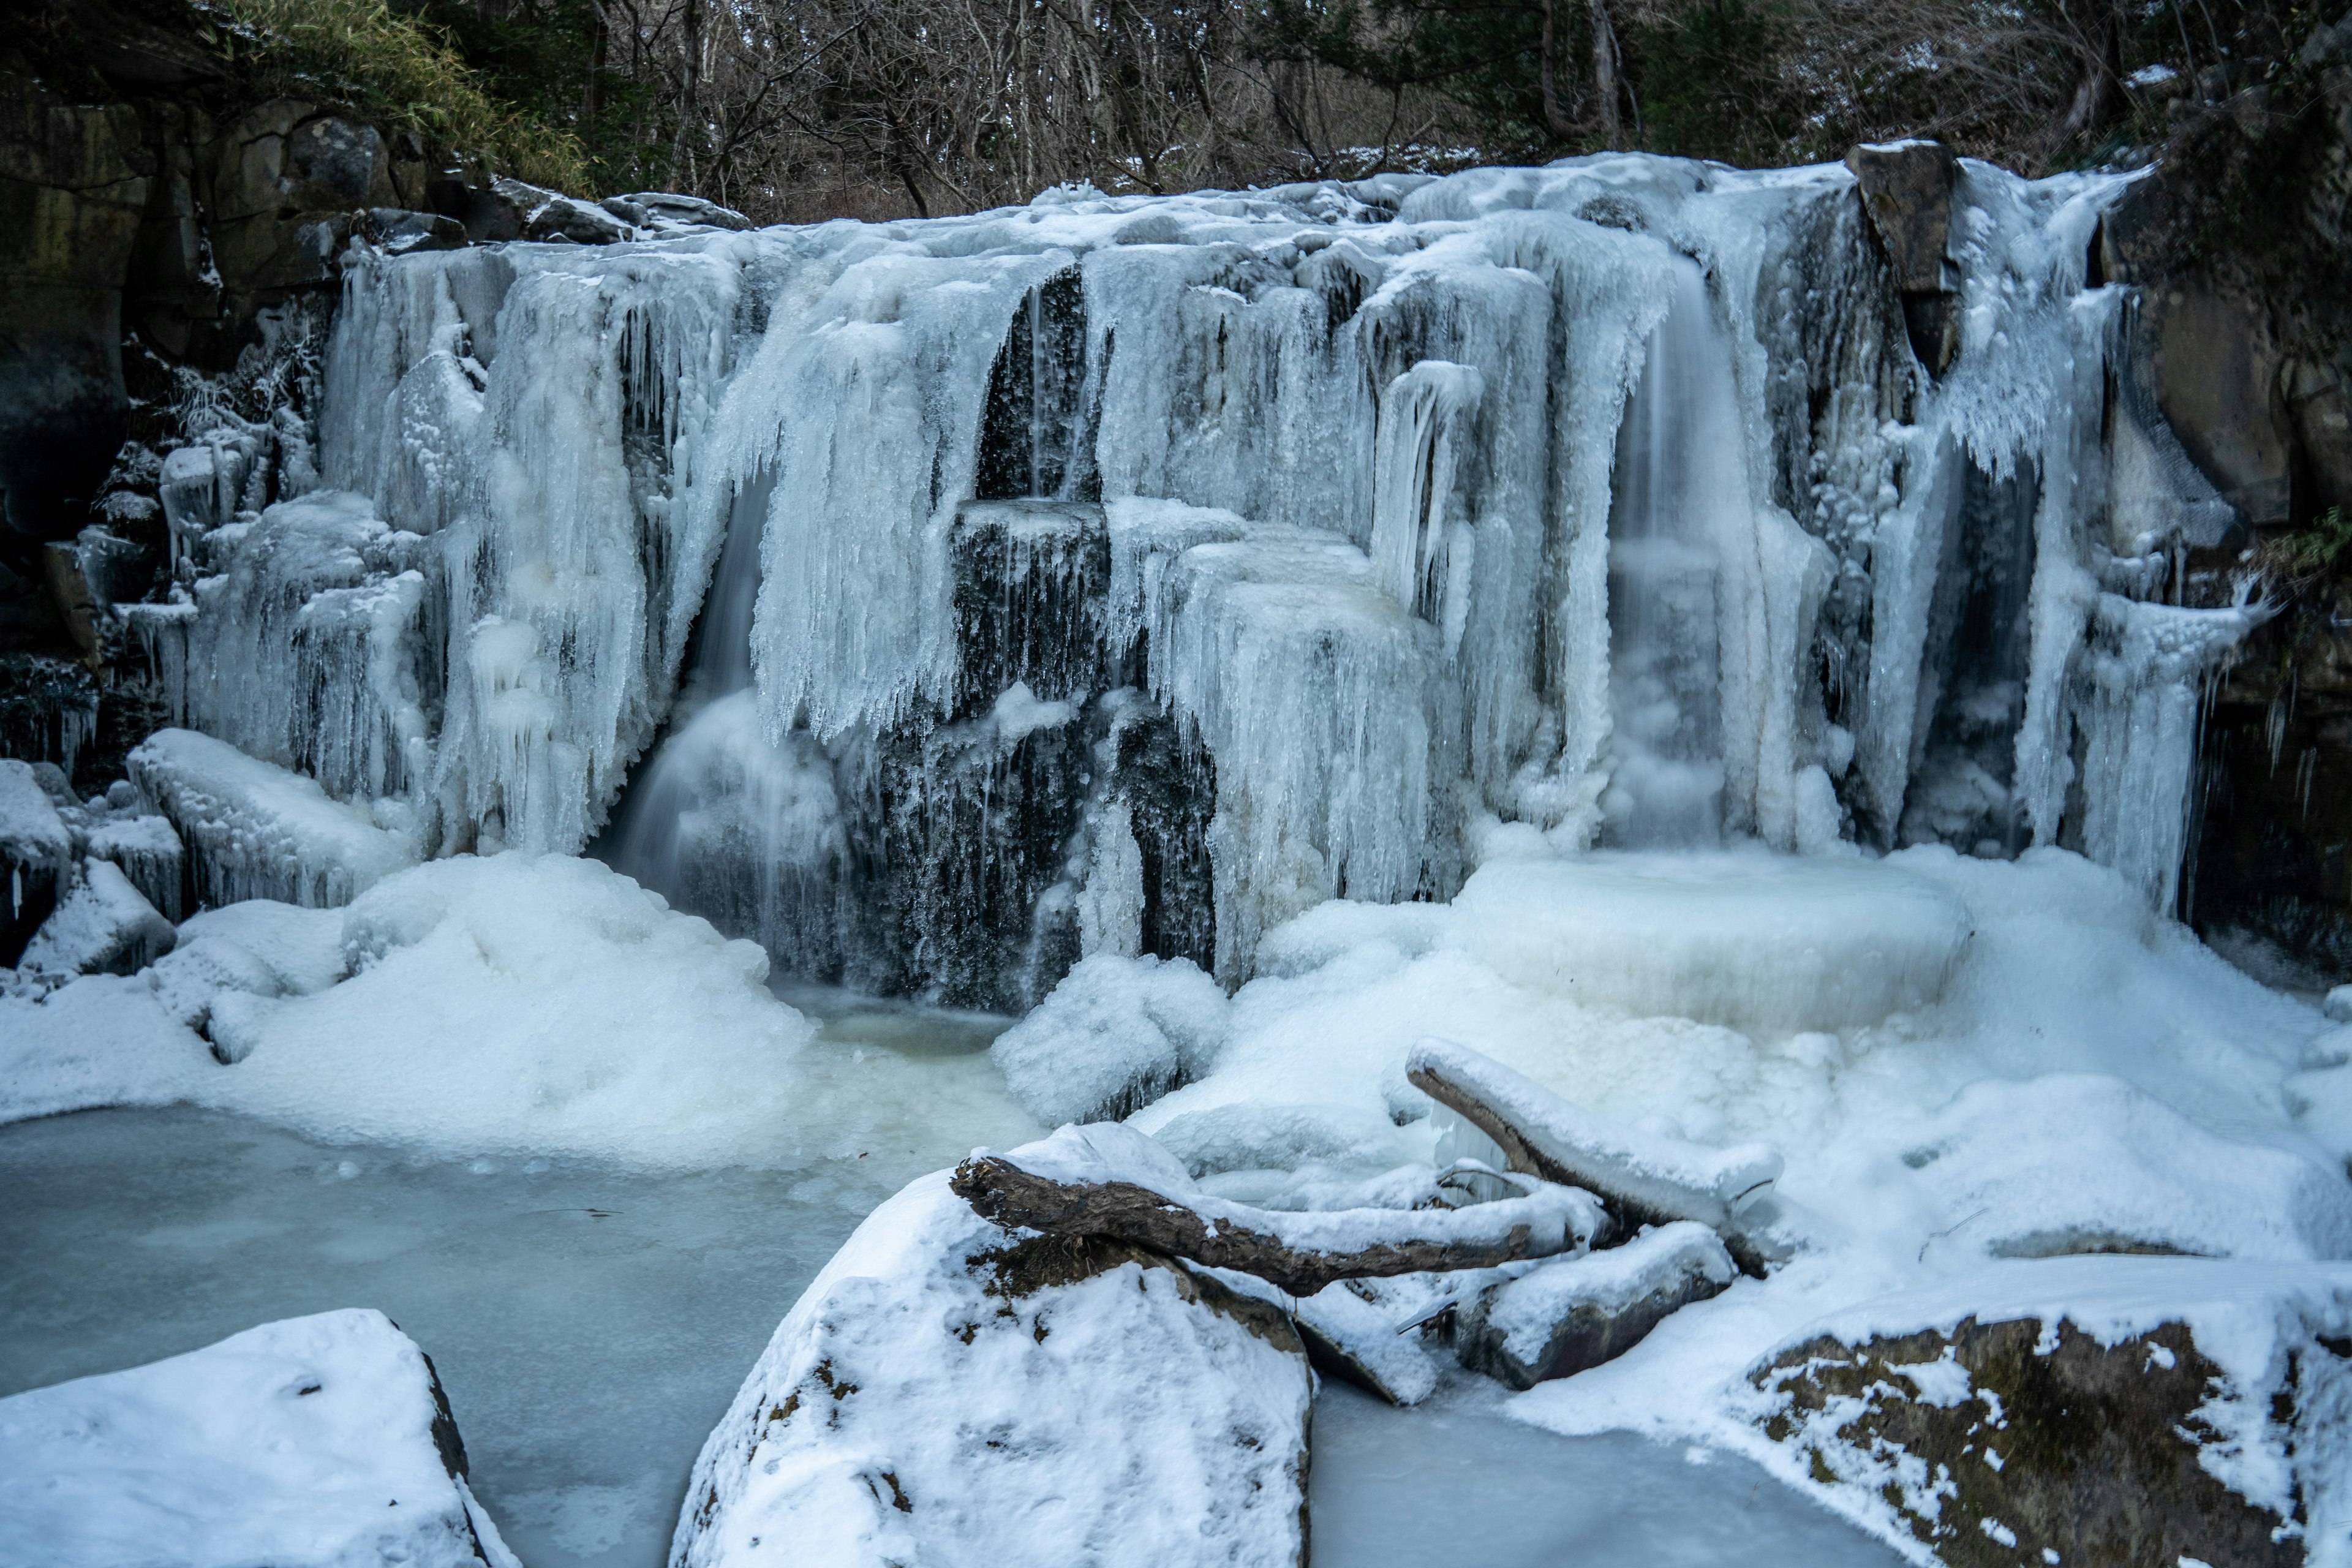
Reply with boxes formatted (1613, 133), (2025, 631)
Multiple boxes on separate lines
(110, 152), (2244, 1009)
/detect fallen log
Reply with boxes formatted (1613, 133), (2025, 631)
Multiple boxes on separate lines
(951, 1123), (1604, 1298)
(1406, 1038), (1790, 1275)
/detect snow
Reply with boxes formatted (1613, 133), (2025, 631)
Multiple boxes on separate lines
(81, 811), (185, 922)
(674, 1150), (1311, 1568)
(1468, 1221), (1737, 1370)
(0, 1308), (520, 1568)
(129, 728), (418, 907)
(989, 951), (1227, 1123)
(1408, 1038), (1783, 1231)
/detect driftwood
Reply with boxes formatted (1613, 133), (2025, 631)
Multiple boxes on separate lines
(1406, 1038), (1789, 1276)
(951, 1153), (1600, 1298)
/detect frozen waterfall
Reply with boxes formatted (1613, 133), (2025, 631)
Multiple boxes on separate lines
(140, 154), (2253, 1006)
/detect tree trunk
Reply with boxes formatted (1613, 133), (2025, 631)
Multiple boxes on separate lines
(668, 0), (703, 192)
(1540, 0), (1578, 140)
(1588, 0), (1624, 149)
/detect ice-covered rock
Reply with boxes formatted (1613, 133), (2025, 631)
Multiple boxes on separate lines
(1, 757), (73, 962)
(2325, 984), (2352, 1025)
(674, 1148), (1311, 1568)
(1751, 1259), (2352, 1568)
(990, 951), (1228, 1123)
(0, 1307), (520, 1568)
(18, 859), (175, 980)
(1456, 1221), (1735, 1390)
(129, 728), (417, 907)
(81, 810), (185, 921)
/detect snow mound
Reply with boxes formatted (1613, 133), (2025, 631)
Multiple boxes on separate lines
(1448, 850), (1971, 1031)
(0, 1307), (520, 1568)
(674, 1153), (1311, 1568)
(192, 853), (818, 1163)
(1908, 1073), (2352, 1263)
(989, 952), (1229, 1125)
(129, 729), (417, 907)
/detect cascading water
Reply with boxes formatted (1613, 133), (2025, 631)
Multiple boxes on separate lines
(145, 154), (2258, 1003)
(1599, 258), (1738, 848)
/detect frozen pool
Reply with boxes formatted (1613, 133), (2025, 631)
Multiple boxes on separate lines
(1, 992), (1900, 1568)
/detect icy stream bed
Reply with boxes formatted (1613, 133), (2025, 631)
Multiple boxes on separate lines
(1, 995), (1901, 1568)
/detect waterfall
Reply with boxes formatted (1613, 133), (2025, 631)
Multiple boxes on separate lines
(151, 156), (2252, 998)
(1600, 258), (1738, 848)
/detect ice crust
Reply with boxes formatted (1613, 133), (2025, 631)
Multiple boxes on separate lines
(0, 1308), (521, 1568)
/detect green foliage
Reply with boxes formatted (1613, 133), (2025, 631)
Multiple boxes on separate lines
(1626, 0), (1804, 164)
(404, 0), (670, 199)
(2291, 507), (2352, 573)
(201, 0), (586, 187)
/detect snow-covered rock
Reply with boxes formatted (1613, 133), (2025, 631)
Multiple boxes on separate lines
(129, 728), (417, 907)
(1457, 1221), (1735, 1390)
(1, 756), (72, 961)
(146, 897), (347, 1053)
(675, 1140), (1313, 1568)
(989, 951), (1227, 1124)
(0, 1307), (521, 1568)
(18, 859), (176, 979)
(1751, 1259), (2352, 1568)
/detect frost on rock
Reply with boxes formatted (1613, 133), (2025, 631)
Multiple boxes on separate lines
(17, 859), (176, 981)
(673, 1153), (1311, 1568)
(1456, 1220), (1735, 1389)
(129, 729), (417, 908)
(989, 951), (1228, 1124)
(1751, 1259), (2352, 1568)
(0, 1308), (521, 1568)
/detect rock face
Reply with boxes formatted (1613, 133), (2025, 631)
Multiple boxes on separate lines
(0, 77), (151, 538)
(1752, 1259), (2352, 1568)
(675, 1151), (1313, 1568)
(0, 1307), (520, 1568)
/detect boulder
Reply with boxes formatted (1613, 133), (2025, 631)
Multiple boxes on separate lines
(1844, 139), (1961, 375)
(494, 176), (635, 245)
(17, 858), (174, 979)
(611, 190), (755, 230)
(366, 208), (468, 256)
(0, 1308), (520, 1568)
(674, 1144), (1312, 1568)
(1456, 1221), (1735, 1390)
(206, 102), (392, 299)
(1752, 1258), (2352, 1568)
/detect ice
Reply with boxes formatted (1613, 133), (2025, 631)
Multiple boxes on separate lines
(145, 491), (432, 810)
(1, 758), (73, 957)
(18, 860), (176, 981)
(0, 1308), (520, 1568)
(989, 951), (1227, 1124)
(128, 729), (417, 907)
(146, 898), (347, 1043)
(81, 812), (185, 922)
(1444, 851), (1972, 1031)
